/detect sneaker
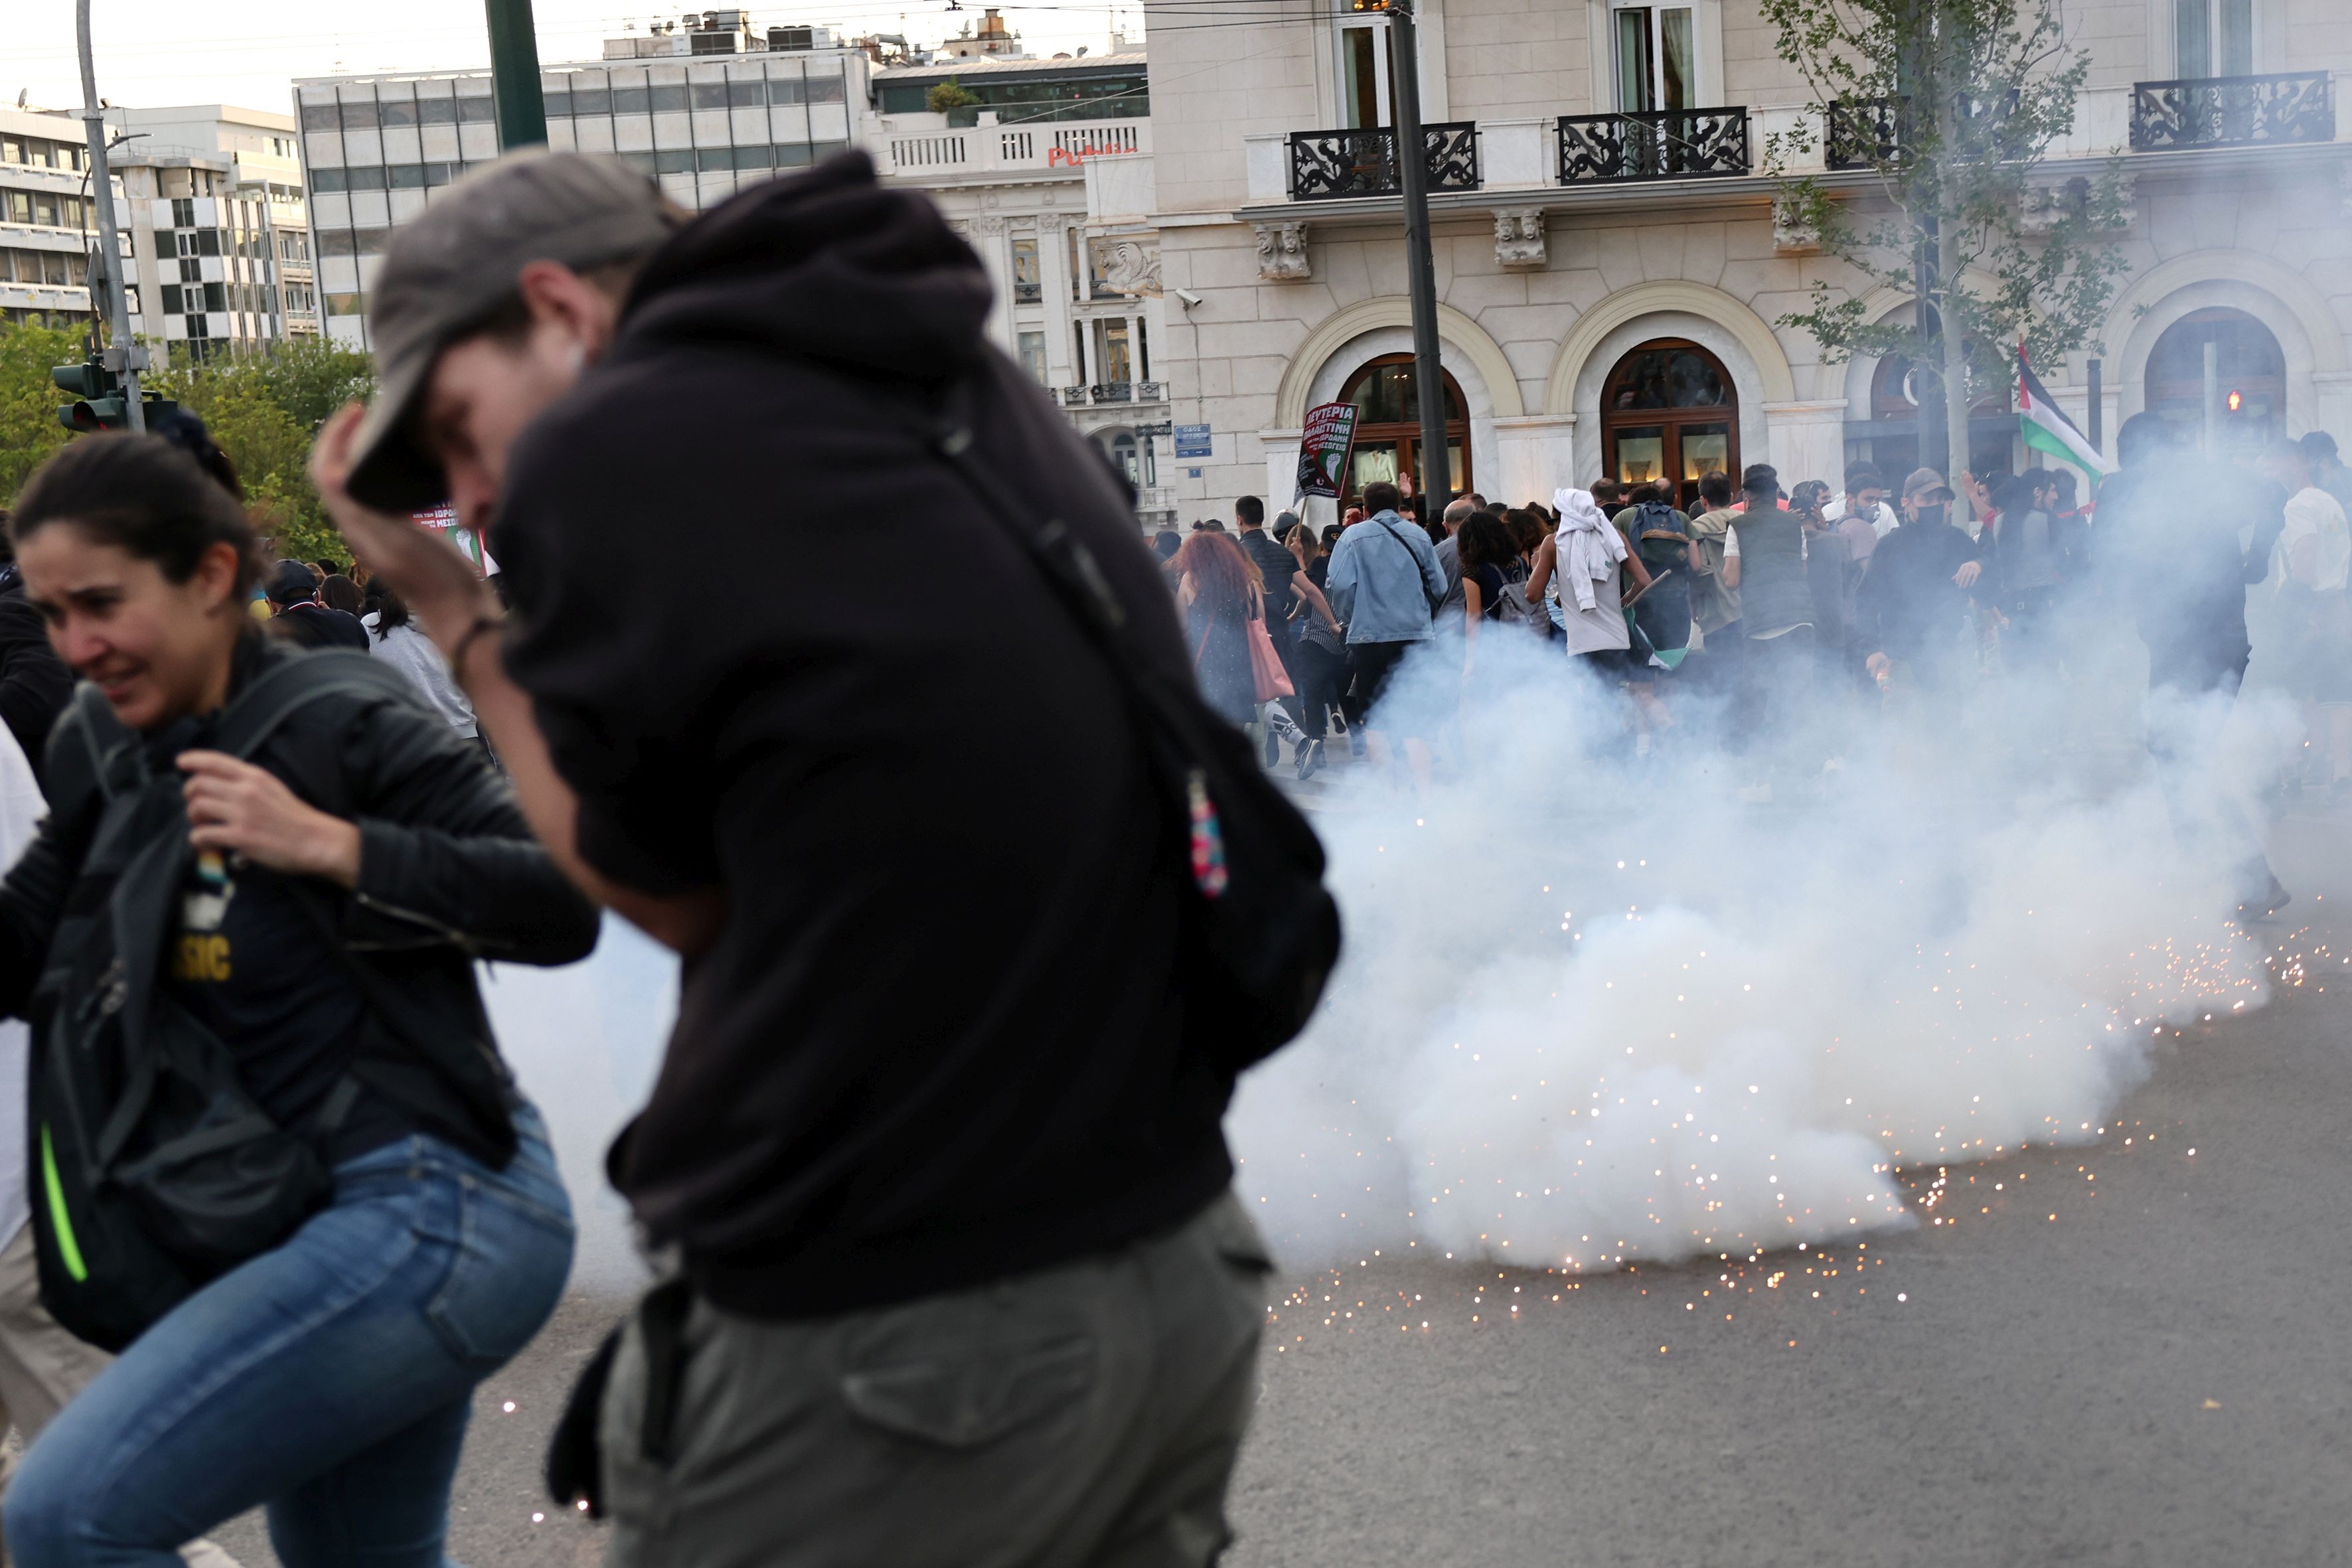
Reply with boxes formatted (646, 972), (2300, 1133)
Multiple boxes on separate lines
(1330, 711), (1348, 735)
(2236, 878), (2293, 922)
(1348, 730), (1368, 760)
(1296, 738), (1324, 781)
(1263, 726), (1280, 768)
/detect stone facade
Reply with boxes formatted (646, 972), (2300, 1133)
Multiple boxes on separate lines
(1141, 0), (2352, 522)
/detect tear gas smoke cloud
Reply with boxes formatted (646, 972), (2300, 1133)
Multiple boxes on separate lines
(479, 594), (2297, 1292)
(1228, 622), (2290, 1273)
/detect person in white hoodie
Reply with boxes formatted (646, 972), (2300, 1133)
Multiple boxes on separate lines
(1525, 487), (1651, 672)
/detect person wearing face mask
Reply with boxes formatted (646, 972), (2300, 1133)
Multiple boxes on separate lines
(1857, 467), (1984, 705)
(308, 151), (1287, 1567)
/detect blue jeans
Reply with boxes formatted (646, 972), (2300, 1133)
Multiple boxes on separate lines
(5, 1109), (575, 1568)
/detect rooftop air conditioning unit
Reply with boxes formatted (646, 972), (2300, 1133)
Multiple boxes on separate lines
(769, 25), (830, 50)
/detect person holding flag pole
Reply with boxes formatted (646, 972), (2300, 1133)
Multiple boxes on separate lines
(2018, 344), (2116, 506)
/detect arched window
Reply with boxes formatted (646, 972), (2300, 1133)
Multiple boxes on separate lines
(1601, 339), (1735, 512)
(2144, 307), (2284, 459)
(1338, 354), (1470, 501)
(1097, 429), (1154, 490)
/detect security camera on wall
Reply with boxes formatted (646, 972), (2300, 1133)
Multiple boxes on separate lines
(1172, 288), (1203, 309)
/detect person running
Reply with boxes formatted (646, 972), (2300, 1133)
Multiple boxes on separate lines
(0, 433), (597, 1568)
(313, 150), (1282, 1566)
(2261, 439), (2352, 799)
(1234, 497), (1308, 766)
(1685, 470), (1745, 695)
(2098, 412), (2290, 914)
(1280, 518), (1345, 779)
(1528, 487), (1649, 682)
(1721, 465), (1815, 791)
(1174, 529), (1263, 728)
(1790, 479), (1857, 704)
(1984, 471), (2067, 672)
(1326, 479), (1445, 792)
(1857, 468), (1983, 709)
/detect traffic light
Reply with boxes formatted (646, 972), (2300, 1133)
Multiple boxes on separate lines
(50, 358), (177, 433)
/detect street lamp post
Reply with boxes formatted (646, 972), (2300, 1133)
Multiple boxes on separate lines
(484, 0), (549, 151)
(1388, 0), (1451, 512)
(74, 0), (144, 431)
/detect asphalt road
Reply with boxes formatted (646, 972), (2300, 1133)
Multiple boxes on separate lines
(209, 801), (2352, 1568)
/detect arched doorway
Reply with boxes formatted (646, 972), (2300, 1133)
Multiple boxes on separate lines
(2144, 307), (2284, 460)
(1601, 339), (1735, 511)
(1862, 342), (2013, 485)
(1339, 354), (1470, 501)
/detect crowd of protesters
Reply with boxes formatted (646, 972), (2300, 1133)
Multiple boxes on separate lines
(1166, 427), (2348, 862)
(0, 134), (2334, 1568)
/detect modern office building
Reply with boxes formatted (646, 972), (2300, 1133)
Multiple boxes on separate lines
(0, 107), (114, 329)
(293, 13), (864, 351)
(110, 104), (318, 347)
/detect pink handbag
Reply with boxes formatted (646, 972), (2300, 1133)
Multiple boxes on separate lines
(1247, 617), (1294, 702)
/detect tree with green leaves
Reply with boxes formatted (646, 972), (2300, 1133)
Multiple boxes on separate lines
(1, 328), (376, 563)
(926, 78), (979, 114)
(147, 337), (377, 562)
(1761, 0), (2131, 481)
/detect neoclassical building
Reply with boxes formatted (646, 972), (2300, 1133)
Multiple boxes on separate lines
(1140, 0), (2352, 518)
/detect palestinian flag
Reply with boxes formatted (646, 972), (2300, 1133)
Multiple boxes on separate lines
(2017, 349), (2114, 495)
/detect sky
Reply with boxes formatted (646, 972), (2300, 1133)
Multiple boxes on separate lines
(9, 0), (1143, 116)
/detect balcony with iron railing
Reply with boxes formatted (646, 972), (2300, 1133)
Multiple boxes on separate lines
(1235, 73), (2350, 211)
(2129, 71), (2334, 151)
(1287, 123), (1480, 200)
(1556, 108), (1750, 183)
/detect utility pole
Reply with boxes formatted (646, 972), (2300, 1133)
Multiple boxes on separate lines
(74, 0), (143, 432)
(485, 0), (549, 151)
(1388, 0), (1450, 510)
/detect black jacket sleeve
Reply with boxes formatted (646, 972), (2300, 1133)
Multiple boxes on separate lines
(0, 594), (72, 788)
(335, 695), (601, 965)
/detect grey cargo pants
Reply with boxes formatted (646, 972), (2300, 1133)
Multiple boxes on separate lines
(601, 1190), (1271, 1568)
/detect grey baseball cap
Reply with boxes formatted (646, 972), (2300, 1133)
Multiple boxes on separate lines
(344, 150), (682, 512)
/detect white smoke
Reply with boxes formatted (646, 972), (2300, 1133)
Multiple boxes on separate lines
(477, 603), (2294, 1292)
(1230, 618), (2288, 1272)
(483, 919), (671, 1293)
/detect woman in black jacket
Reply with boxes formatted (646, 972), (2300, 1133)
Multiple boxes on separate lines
(0, 435), (598, 1568)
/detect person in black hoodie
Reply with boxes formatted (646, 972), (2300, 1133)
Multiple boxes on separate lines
(0, 523), (73, 789)
(311, 151), (1272, 1565)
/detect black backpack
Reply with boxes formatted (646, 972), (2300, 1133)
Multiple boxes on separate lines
(29, 652), (415, 1351)
(925, 410), (1340, 1073)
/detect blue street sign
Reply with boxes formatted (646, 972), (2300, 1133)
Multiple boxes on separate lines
(1174, 423), (1213, 458)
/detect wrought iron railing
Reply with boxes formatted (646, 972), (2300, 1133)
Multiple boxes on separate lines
(2130, 71), (2334, 151)
(1091, 382), (1135, 404)
(1056, 386), (1089, 408)
(1557, 108), (1751, 183)
(1135, 380), (1166, 402)
(1288, 123), (1480, 200)
(1826, 98), (1903, 169)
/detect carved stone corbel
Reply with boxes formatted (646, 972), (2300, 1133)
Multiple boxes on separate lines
(1252, 219), (1311, 281)
(1492, 207), (1546, 269)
